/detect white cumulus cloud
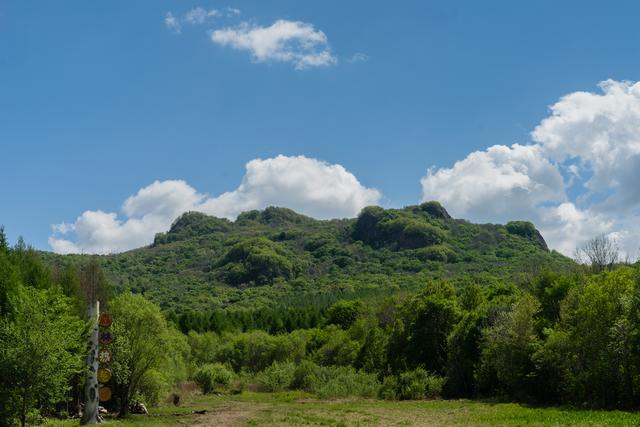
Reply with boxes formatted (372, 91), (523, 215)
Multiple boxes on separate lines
(49, 181), (206, 254)
(422, 79), (640, 258)
(49, 156), (380, 254)
(422, 144), (565, 224)
(200, 155), (380, 219)
(348, 52), (369, 63)
(532, 79), (640, 211)
(165, 6), (241, 33)
(184, 7), (220, 25)
(210, 20), (337, 70)
(536, 203), (613, 256)
(164, 12), (181, 34)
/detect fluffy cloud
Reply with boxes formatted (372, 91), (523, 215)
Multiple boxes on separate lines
(420, 144), (619, 255)
(348, 53), (369, 63)
(422, 144), (565, 224)
(422, 80), (640, 257)
(532, 79), (640, 211)
(164, 12), (181, 34)
(49, 181), (206, 254)
(200, 155), (380, 219)
(49, 156), (380, 254)
(184, 7), (220, 25)
(536, 203), (613, 256)
(211, 20), (337, 70)
(165, 6), (240, 32)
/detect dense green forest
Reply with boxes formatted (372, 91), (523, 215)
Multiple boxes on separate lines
(2, 204), (640, 426)
(41, 203), (571, 330)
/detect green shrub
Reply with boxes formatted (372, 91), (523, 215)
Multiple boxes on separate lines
(292, 360), (320, 391)
(138, 369), (170, 406)
(416, 245), (456, 263)
(221, 237), (299, 286)
(379, 376), (399, 400)
(397, 368), (444, 400)
(228, 370), (253, 394)
(309, 326), (360, 367)
(326, 300), (362, 329)
(311, 366), (380, 398)
(505, 221), (537, 239)
(424, 374), (445, 398)
(194, 363), (234, 394)
(218, 329), (308, 373)
(476, 294), (540, 399)
(401, 221), (446, 248)
(257, 361), (296, 392)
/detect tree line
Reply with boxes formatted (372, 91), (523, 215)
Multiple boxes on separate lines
(2, 224), (640, 426)
(0, 228), (187, 425)
(184, 264), (640, 407)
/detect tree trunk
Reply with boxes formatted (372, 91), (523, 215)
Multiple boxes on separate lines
(81, 301), (100, 425)
(118, 386), (129, 419)
(21, 392), (26, 427)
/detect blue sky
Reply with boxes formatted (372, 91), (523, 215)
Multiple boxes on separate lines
(2, 1), (640, 256)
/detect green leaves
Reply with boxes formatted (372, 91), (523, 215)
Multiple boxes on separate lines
(326, 300), (362, 329)
(39, 205), (571, 315)
(221, 237), (300, 286)
(0, 285), (85, 426)
(194, 363), (234, 394)
(109, 292), (186, 415)
(353, 207), (447, 249)
(476, 294), (541, 398)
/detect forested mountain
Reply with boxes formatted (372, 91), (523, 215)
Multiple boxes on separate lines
(42, 202), (572, 316)
(5, 204), (640, 425)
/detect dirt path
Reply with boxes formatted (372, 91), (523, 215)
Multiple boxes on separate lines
(189, 401), (259, 427)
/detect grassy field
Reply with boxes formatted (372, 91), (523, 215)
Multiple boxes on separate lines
(43, 392), (640, 426)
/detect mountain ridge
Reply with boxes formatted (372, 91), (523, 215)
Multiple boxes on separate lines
(40, 202), (572, 314)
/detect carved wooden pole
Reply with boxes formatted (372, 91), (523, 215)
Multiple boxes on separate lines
(81, 300), (100, 424)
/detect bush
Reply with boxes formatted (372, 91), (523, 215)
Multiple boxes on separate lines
(226, 370), (253, 394)
(379, 376), (399, 400)
(311, 327), (360, 367)
(401, 221), (446, 248)
(138, 369), (170, 406)
(257, 361), (296, 392)
(397, 368), (444, 400)
(505, 221), (537, 239)
(292, 360), (320, 391)
(326, 300), (362, 329)
(424, 374), (445, 398)
(221, 330), (307, 372)
(194, 363), (234, 394)
(311, 366), (380, 398)
(416, 245), (456, 263)
(221, 238), (299, 286)
(476, 294), (540, 399)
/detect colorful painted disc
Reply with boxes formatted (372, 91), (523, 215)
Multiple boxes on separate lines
(97, 368), (112, 384)
(99, 331), (113, 345)
(99, 386), (112, 402)
(98, 313), (113, 328)
(98, 348), (112, 364)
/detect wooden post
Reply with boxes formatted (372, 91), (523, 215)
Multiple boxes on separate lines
(81, 300), (100, 424)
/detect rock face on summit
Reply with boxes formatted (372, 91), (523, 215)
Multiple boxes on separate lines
(533, 229), (549, 251)
(505, 220), (549, 251)
(419, 201), (452, 220)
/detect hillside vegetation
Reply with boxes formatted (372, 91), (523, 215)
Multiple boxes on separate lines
(5, 206), (640, 426)
(43, 202), (572, 320)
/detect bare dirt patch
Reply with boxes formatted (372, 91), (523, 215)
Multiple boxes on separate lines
(189, 401), (260, 427)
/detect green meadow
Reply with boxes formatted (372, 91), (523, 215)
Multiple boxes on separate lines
(43, 392), (640, 427)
